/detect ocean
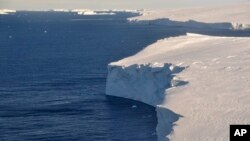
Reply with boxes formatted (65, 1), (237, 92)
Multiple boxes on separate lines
(0, 11), (187, 141)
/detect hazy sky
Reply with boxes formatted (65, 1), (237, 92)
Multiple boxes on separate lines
(0, 0), (249, 10)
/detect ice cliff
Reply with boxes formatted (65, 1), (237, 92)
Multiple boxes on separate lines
(106, 63), (186, 141)
(106, 32), (250, 141)
(106, 63), (185, 106)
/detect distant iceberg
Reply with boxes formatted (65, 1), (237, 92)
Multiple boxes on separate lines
(52, 9), (142, 16)
(51, 9), (141, 16)
(53, 9), (70, 12)
(74, 10), (116, 15)
(0, 9), (16, 15)
(72, 9), (142, 16)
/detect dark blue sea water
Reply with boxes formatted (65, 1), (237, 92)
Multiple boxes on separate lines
(0, 12), (187, 141)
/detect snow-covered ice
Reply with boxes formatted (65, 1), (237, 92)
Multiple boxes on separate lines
(107, 33), (250, 141)
(128, 4), (250, 30)
(106, 4), (250, 141)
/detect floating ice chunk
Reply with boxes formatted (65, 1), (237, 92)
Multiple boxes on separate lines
(131, 105), (137, 108)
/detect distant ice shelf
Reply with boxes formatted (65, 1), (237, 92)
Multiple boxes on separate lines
(0, 9), (143, 16)
(128, 4), (250, 30)
(128, 18), (250, 30)
(53, 9), (142, 16)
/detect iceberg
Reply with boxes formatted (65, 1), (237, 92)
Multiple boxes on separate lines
(53, 9), (70, 12)
(0, 9), (16, 15)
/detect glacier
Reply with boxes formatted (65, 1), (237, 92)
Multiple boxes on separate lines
(106, 4), (250, 141)
(106, 33), (250, 141)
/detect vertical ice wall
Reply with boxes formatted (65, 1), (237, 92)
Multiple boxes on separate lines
(106, 63), (185, 141)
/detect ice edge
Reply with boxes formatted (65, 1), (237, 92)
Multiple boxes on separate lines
(128, 18), (250, 30)
(106, 63), (187, 141)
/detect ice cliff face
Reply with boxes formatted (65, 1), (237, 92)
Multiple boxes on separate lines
(106, 63), (185, 141)
(106, 63), (184, 106)
(106, 33), (250, 141)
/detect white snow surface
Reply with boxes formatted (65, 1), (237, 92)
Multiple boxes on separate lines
(129, 4), (250, 30)
(106, 4), (250, 141)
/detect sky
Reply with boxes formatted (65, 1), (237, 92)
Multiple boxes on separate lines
(0, 0), (249, 10)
